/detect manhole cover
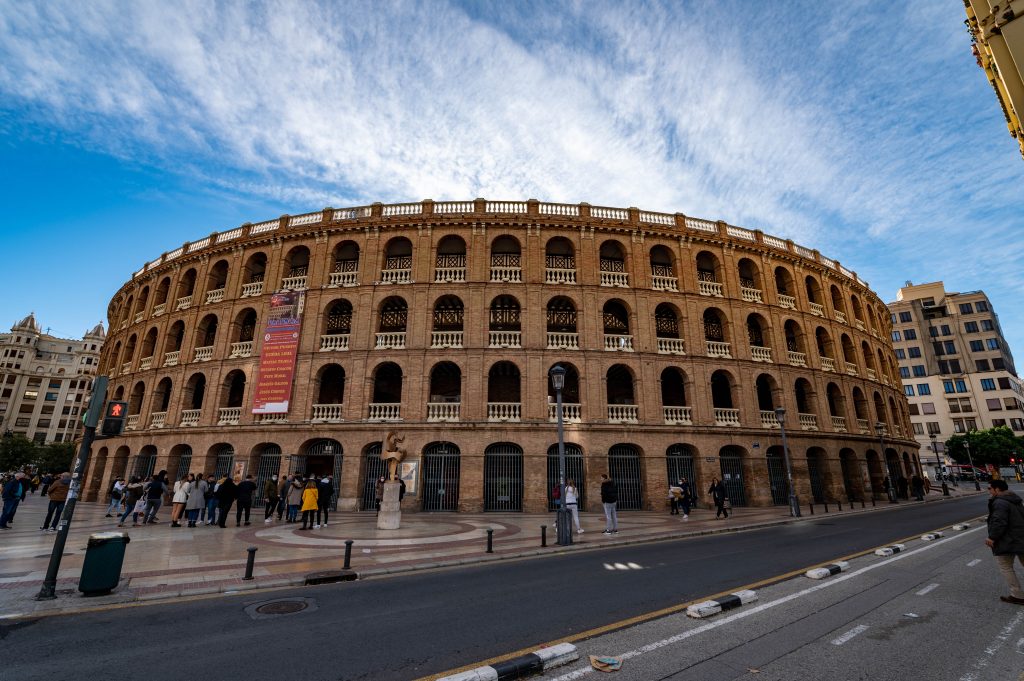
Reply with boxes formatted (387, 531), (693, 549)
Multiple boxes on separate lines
(256, 600), (308, 615)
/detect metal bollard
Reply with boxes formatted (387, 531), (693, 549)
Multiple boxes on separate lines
(861, 497), (865, 509)
(486, 528), (494, 553)
(871, 495), (876, 507)
(541, 524), (547, 547)
(343, 540), (354, 570)
(823, 500), (829, 513)
(808, 502), (814, 515)
(243, 546), (257, 580)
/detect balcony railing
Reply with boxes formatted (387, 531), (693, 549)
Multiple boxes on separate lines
(799, 413), (818, 431)
(857, 418), (870, 434)
(430, 331), (464, 348)
(125, 414), (140, 431)
(427, 402), (461, 422)
(218, 407), (240, 425)
(206, 288), (225, 304)
(760, 410), (780, 428)
(488, 330), (521, 348)
(149, 412), (167, 429)
(548, 403), (582, 423)
(600, 272), (629, 287)
(845, 361), (858, 376)
(281, 275), (307, 290)
(328, 271), (359, 287)
(487, 402), (521, 422)
(229, 341), (253, 358)
(180, 409), (200, 427)
(547, 332), (579, 350)
(657, 338), (686, 355)
(834, 310), (847, 324)
(809, 302), (824, 317)
(608, 404), (639, 424)
(604, 334), (634, 351)
(741, 287), (762, 303)
(163, 350), (180, 367)
(715, 408), (741, 427)
(139, 356), (153, 371)
(820, 356), (836, 372)
(698, 280), (724, 297)
(490, 266), (522, 283)
(258, 413), (287, 424)
(319, 334), (350, 351)
(381, 268), (412, 284)
(831, 415), (847, 432)
(152, 302), (166, 317)
(134, 311), (144, 324)
(241, 281), (264, 298)
(663, 406), (692, 425)
(121, 362), (131, 375)
(750, 346), (772, 363)
(854, 319), (865, 331)
(311, 403), (344, 422)
(119, 320), (128, 331)
(194, 345), (214, 362)
(176, 295), (193, 311)
(706, 340), (731, 358)
(545, 268), (577, 284)
(865, 368), (877, 381)
(787, 350), (807, 367)
(375, 332), (407, 350)
(651, 275), (678, 291)
(435, 266), (467, 283)
(777, 294), (796, 309)
(368, 403), (402, 421)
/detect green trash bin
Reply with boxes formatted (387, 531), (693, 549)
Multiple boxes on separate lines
(78, 531), (131, 596)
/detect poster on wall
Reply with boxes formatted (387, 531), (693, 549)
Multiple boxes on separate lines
(232, 461), (247, 480)
(252, 290), (303, 414)
(400, 461), (419, 496)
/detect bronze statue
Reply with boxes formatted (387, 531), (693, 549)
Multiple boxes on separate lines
(381, 431), (407, 481)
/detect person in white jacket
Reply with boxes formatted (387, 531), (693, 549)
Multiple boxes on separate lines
(170, 473), (193, 527)
(565, 478), (583, 534)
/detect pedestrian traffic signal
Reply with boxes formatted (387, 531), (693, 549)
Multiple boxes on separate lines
(100, 401), (128, 436)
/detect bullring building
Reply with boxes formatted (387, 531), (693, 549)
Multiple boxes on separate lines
(86, 199), (920, 513)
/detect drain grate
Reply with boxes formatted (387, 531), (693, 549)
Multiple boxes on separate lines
(245, 597), (318, 620)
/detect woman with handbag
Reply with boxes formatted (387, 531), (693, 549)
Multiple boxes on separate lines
(117, 477), (145, 527)
(185, 474), (206, 528)
(709, 477), (729, 519)
(170, 473), (192, 527)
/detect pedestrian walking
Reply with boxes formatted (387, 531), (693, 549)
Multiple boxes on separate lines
(986, 479), (1024, 605)
(30, 474), (40, 494)
(709, 477), (729, 518)
(39, 473), (53, 497)
(235, 474), (257, 526)
(285, 475), (303, 522)
(911, 474), (925, 501)
(118, 476), (145, 527)
(299, 479), (319, 530)
(104, 477), (125, 517)
(203, 474), (218, 525)
(600, 473), (618, 534)
(215, 476), (237, 528)
(277, 475), (291, 521)
(565, 478), (583, 534)
(669, 481), (682, 515)
(316, 476), (333, 528)
(142, 474), (167, 524)
(679, 477), (693, 519)
(263, 475), (280, 523)
(923, 475), (932, 495)
(170, 473), (192, 527)
(0, 472), (26, 528)
(185, 474), (206, 527)
(40, 472), (70, 531)
(397, 475), (406, 502)
(897, 475), (909, 500)
(374, 475), (386, 514)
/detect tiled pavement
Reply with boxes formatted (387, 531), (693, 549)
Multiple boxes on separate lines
(0, 487), (984, 618)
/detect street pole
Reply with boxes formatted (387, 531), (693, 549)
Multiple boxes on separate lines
(550, 365), (572, 546)
(37, 375), (108, 600)
(877, 422), (897, 504)
(929, 433), (950, 496)
(774, 407), (800, 517)
(964, 439), (981, 491)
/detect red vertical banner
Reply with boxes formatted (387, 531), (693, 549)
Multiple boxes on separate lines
(252, 291), (303, 414)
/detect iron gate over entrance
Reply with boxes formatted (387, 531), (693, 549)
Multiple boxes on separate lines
(305, 439), (343, 510)
(132, 453), (156, 480)
(807, 454), (826, 503)
(719, 452), (747, 506)
(361, 443), (386, 512)
(609, 444), (643, 511)
(252, 445), (281, 508)
(666, 444), (697, 507)
(840, 454), (858, 500)
(766, 452), (788, 505)
(422, 442), (460, 511)
(171, 447), (192, 482)
(214, 447), (235, 479)
(484, 443), (523, 511)
(547, 444), (585, 510)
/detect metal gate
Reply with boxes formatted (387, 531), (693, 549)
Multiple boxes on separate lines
(422, 442), (460, 511)
(807, 455), (826, 503)
(719, 453), (747, 506)
(547, 444), (585, 510)
(214, 447), (235, 479)
(840, 455), (857, 500)
(885, 455), (901, 485)
(306, 439), (343, 511)
(484, 443), (523, 511)
(608, 444), (643, 511)
(666, 445), (697, 508)
(171, 447), (192, 481)
(132, 453), (156, 480)
(361, 443), (387, 512)
(289, 455), (307, 476)
(766, 453), (789, 505)
(252, 445), (281, 508)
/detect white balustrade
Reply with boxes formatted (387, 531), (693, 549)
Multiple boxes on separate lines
(121, 362), (131, 375)
(548, 403), (582, 423)
(794, 245), (816, 258)
(657, 338), (686, 355)
(163, 350), (180, 367)
(319, 334), (350, 351)
(281, 275), (307, 290)
(488, 331), (522, 348)
(591, 207), (628, 220)
(490, 266), (522, 283)
(600, 271), (629, 287)
(249, 220), (279, 235)
(831, 415), (847, 432)
(328, 271), (359, 287)
(764, 234), (788, 249)
(152, 302), (166, 316)
(487, 201), (527, 213)
(715, 408), (741, 427)
(382, 203), (422, 216)
(799, 413), (818, 431)
(206, 288), (225, 304)
(375, 332), (407, 349)
(820, 356), (836, 372)
(381, 268), (412, 284)
(545, 268), (577, 284)
(845, 361), (858, 376)
(663, 406), (692, 425)
(217, 407), (240, 425)
(149, 412), (167, 429)
(727, 225), (756, 241)
(229, 341), (253, 358)
(706, 340), (732, 358)
(608, 405), (639, 424)
(855, 319), (865, 331)
(809, 302), (824, 317)
(289, 211), (323, 227)
(133, 312), (143, 324)
(540, 202), (580, 216)
(547, 332), (579, 349)
(125, 414), (140, 431)
(179, 409), (201, 427)
(434, 201), (475, 214)
(258, 413), (287, 423)
(487, 402), (521, 422)
(333, 207), (372, 220)
(857, 418), (870, 434)
(866, 368), (877, 381)
(427, 402), (461, 422)
(118, 320), (128, 331)
(430, 331), (464, 348)
(194, 346), (214, 362)
(651, 275), (678, 291)
(241, 282), (264, 297)
(217, 227), (244, 242)
(139, 356), (153, 371)
(834, 310), (848, 324)
(741, 287), (763, 303)
(699, 280), (724, 297)
(751, 346), (772, 363)
(604, 334), (634, 351)
(368, 403), (402, 421)
(787, 350), (807, 367)
(435, 267), (466, 283)
(311, 404), (344, 422)
(685, 217), (718, 233)
(175, 295), (193, 311)
(777, 294), (796, 309)
(761, 410), (780, 428)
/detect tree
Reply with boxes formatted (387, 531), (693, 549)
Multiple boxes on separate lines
(0, 434), (39, 472)
(945, 426), (1024, 467)
(34, 442), (76, 474)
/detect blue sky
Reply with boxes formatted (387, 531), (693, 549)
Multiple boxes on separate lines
(0, 1), (1022, 350)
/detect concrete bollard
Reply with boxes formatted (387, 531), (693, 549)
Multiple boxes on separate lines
(243, 546), (257, 580)
(343, 539), (354, 570)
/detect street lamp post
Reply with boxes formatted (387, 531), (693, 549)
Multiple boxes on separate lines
(877, 422), (897, 504)
(774, 407), (801, 517)
(929, 433), (950, 496)
(964, 439), (981, 491)
(549, 365), (572, 546)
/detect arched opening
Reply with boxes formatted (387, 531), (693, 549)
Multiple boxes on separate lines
(606, 364), (636, 423)
(422, 442), (460, 511)
(603, 299), (631, 350)
(666, 444), (698, 502)
(805, 275), (822, 307)
(176, 268), (197, 307)
(489, 295), (521, 348)
(839, 448), (863, 500)
(547, 443), (584, 510)
(599, 240), (628, 287)
(206, 259), (229, 301)
(233, 308), (258, 344)
(747, 313), (770, 362)
(840, 334), (857, 370)
(547, 363), (581, 421)
(807, 447), (829, 503)
(490, 235), (522, 282)
(249, 443), (282, 508)
(795, 378), (817, 430)
(487, 362), (521, 419)
(815, 327), (835, 363)
(152, 377), (173, 420)
(649, 245), (677, 290)
(168, 443), (193, 483)
(851, 294), (865, 327)
(242, 252), (267, 296)
(609, 444), (644, 510)
(852, 387), (869, 430)
(696, 251), (723, 296)
(712, 370), (739, 426)
(135, 287), (149, 316)
(654, 303), (684, 354)
(704, 308), (730, 357)
(154, 277), (171, 308)
(128, 380), (146, 416)
(133, 445), (158, 480)
(738, 258), (762, 301)
(320, 299), (352, 351)
(210, 443), (235, 480)
(370, 362), (403, 420)
(756, 374), (779, 423)
(427, 362), (462, 421)
(283, 246), (310, 289)
(873, 391), (888, 430)
(435, 235), (467, 282)
(195, 314), (218, 360)
(359, 442), (385, 511)
(141, 327), (158, 363)
(432, 295), (464, 347)
(545, 237), (576, 283)
(123, 334), (138, 368)
(377, 297), (408, 349)
(719, 445), (748, 506)
(785, 320), (806, 361)
(314, 364), (346, 416)
(765, 446), (789, 505)
(774, 266), (795, 307)
(484, 443), (523, 512)
(219, 370), (246, 423)
(865, 449), (884, 496)
(661, 367), (687, 407)
(546, 296), (578, 349)
(182, 373), (206, 424)
(299, 438), (343, 507)
(827, 383), (847, 431)
(330, 240), (360, 287)
(830, 285), (846, 320)
(382, 237), (413, 283)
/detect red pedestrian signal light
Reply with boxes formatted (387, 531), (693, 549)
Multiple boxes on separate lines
(101, 401), (128, 437)
(106, 402), (126, 418)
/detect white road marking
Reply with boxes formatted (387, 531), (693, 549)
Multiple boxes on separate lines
(958, 611), (1024, 681)
(550, 526), (984, 681)
(968, 559), (982, 567)
(605, 562), (644, 571)
(626, 562), (642, 570)
(916, 583), (939, 596)
(830, 624), (868, 645)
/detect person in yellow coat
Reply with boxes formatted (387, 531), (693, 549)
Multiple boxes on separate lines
(299, 479), (319, 530)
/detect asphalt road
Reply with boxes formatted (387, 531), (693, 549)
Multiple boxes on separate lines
(1, 496), (986, 681)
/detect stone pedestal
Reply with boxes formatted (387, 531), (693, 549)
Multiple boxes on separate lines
(376, 481), (402, 530)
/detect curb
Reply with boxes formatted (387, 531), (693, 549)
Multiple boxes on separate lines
(921, 532), (945, 541)
(805, 561), (849, 579)
(686, 589), (757, 618)
(874, 543), (906, 557)
(437, 643), (578, 681)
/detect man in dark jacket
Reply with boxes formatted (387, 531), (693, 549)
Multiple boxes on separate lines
(985, 479), (1024, 604)
(216, 477), (238, 528)
(143, 474), (166, 524)
(235, 474), (257, 526)
(600, 473), (618, 535)
(316, 476), (333, 528)
(41, 472), (71, 531)
(0, 472), (26, 529)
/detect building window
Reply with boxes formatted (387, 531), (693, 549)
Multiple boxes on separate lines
(44, 392), (58, 401)
(956, 379), (968, 393)
(965, 321), (979, 333)
(998, 377), (1011, 389)
(895, 349), (906, 359)
(982, 320), (995, 331)
(929, 326), (938, 338)
(941, 325), (951, 336)
(959, 303), (974, 314)
(949, 360), (962, 373)
(913, 365), (926, 377)
(1011, 418), (1024, 431)
(944, 341), (956, 354)
(987, 338), (1000, 350)
(994, 358), (1006, 370)
(977, 301), (989, 312)
(904, 385), (914, 396)
(953, 419), (965, 433)
(891, 331), (901, 342)
(913, 423), (924, 435)
(927, 421), (940, 434)
(899, 311), (912, 322)
(908, 403), (920, 415)
(15, 417), (29, 427)
(900, 367), (911, 379)
(965, 418), (978, 431)
(943, 380), (955, 394)
(23, 390), (37, 400)
(904, 329), (917, 340)
(909, 347), (922, 358)
(993, 418), (1007, 427)
(922, 403), (936, 415)
(981, 378), (997, 391)
(976, 360), (990, 371)
(918, 384), (931, 395)
(970, 340), (984, 352)
(987, 398), (1003, 410)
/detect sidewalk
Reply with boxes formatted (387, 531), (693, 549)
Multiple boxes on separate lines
(0, 486), (984, 618)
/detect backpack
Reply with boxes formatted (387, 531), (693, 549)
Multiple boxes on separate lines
(204, 483), (215, 501)
(110, 484), (122, 500)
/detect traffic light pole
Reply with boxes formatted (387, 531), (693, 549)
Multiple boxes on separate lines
(37, 376), (108, 600)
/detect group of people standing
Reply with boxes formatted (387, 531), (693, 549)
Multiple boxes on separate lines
(0, 470), (71, 531)
(260, 474), (335, 530)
